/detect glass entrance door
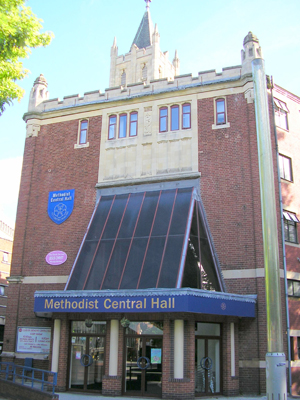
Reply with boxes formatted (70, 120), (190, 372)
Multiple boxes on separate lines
(124, 321), (163, 397)
(69, 321), (106, 392)
(195, 323), (221, 396)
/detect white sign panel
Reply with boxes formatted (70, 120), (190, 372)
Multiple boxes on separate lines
(16, 327), (51, 353)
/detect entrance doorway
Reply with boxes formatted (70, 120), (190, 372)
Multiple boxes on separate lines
(69, 321), (106, 392)
(124, 321), (163, 397)
(195, 323), (221, 396)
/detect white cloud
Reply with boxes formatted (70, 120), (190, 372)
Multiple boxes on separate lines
(0, 157), (23, 227)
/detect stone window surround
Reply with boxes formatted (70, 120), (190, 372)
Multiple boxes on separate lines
(159, 102), (192, 133)
(107, 110), (139, 140)
(212, 96), (230, 130)
(74, 118), (89, 149)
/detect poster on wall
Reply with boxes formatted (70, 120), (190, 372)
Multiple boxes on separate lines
(48, 189), (75, 225)
(151, 348), (162, 364)
(16, 327), (51, 354)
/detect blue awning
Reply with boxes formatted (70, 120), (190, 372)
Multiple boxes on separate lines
(34, 288), (256, 318)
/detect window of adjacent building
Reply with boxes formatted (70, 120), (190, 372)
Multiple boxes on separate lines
(79, 120), (88, 144)
(283, 211), (299, 243)
(182, 103), (191, 129)
(0, 286), (5, 296)
(216, 99), (226, 125)
(171, 105), (179, 131)
(159, 107), (168, 132)
(274, 98), (289, 130)
(129, 112), (138, 137)
(2, 253), (8, 263)
(119, 114), (127, 138)
(279, 154), (293, 181)
(288, 280), (300, 297)
(108, 115), (117, 139)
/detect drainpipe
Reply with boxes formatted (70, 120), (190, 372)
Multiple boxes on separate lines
(269, 76), (292, 394)
(252, 58), (287, 399)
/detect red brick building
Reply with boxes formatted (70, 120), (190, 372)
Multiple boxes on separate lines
(3, 4), (299, 398)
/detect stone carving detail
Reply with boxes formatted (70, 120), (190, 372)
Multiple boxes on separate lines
(244, 88), (254, 104)
(144, 107), (152, 136)
(26, 124), (41, 138)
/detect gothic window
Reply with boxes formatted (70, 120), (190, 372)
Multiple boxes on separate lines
(130, 112), (138, 136)
(119, 114), (127, 138)
(216, 99), (226, 125)
(108, 115), (117, 139)
(159, 107), (168, 132)
(79, 120), (88, 144)
(182, 103), (191, 129)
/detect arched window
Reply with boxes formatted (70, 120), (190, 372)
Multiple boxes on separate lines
(79, 120), (88, 144)
(159, 107), (168, 132)
(171, 105), (179, 131)
(119, 114), (127, 138)
(216, 99), (226, 125)
(130, 112), (138, 136)
(108, 115), (117, 139)
(182, 103), (191, 129)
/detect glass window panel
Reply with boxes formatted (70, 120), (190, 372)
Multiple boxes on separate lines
(131, 113), (138, 122)
(293, 281), (300, 297)
(109, 116), (117, 139)
(81, 121), (88, 130)
(217, 113), (225, 124)
(171, 106), (179, 131)
(79, 130), (87, 144)
(102, 195), (129, 239)
(208, 339), (220, 393)
(119, 114), (127, 138)
(216, 100), (225, 113)
(71, 321), (106, 335)
(151, 190), (176, 237)
(130, 123), (137, 136)
(134, 191), (160, 238)
(138, 237), (166, 289)
(289, 223), (297, 243)
(160, 108), (168, 132)
(183, 104), (190, 114)
(157, 235), (185, 287)
(118, 193), (144, 239)
(84, 240), (114, 290)
(195, 323), (220, 336)
(101, 239), (131, 289)
(67, 240), (98, 290)
(288, 280), (294, 296)
(169, 188), (193, 235)
(195, 338), (205, 393)
(119, 238), (149, 289)
(86, 196), (115, 241)
(284, 221), (289, 241)
(125, 321), (163, 335)
(160, 109), (167, 117)
(69, 336), (86, 389)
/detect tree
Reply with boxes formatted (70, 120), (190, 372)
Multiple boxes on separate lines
(0, 0), (53, 115)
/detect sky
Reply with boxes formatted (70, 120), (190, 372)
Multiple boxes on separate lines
(0, 0), (300, 227)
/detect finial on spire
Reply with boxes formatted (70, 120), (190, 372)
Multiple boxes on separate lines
(145, 0), (151, 11)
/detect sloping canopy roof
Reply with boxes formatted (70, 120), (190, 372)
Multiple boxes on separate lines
(131, 10), (153, 50)
(66, 187), (225, 292)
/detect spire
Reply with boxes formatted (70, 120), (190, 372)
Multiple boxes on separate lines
(130, 1), (154, 50)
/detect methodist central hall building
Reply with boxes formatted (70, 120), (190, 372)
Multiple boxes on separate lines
(4, 2), (300, 398)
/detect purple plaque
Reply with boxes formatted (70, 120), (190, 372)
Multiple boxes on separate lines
(46, 251), (67, 266)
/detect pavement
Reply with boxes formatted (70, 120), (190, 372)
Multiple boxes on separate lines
(55, 396), (294, 400)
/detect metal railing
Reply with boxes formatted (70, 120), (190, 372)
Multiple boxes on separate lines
(0, 361), (57, 395)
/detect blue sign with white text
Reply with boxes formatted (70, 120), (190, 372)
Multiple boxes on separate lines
(48, 189), (75, 225)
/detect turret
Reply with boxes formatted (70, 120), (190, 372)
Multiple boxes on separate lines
(241, 31), (262, 76)
(28, 74), (48, 111)
(109, 37), (118, 87)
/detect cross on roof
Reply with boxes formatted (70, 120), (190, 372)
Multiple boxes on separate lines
(145, 0), (151, 10)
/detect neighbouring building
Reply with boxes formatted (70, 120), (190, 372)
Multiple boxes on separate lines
(3, 2), (300, 398)
(0, 220), (13, 352)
